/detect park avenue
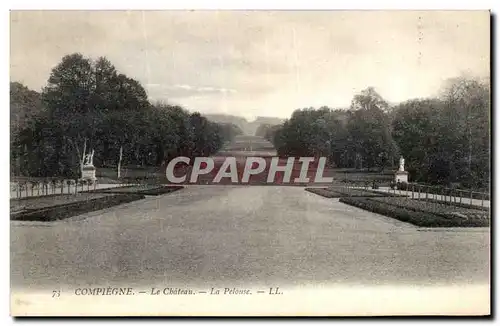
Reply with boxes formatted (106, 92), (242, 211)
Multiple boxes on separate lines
(11, 136), (489, 292)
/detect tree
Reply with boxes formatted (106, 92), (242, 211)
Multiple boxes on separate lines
(11, 53), (244, 178)
(42, 53), (103, 176)
(92, 56), (119, 112)
(351, 87), (389, 112)
(255, 123), (273, 137)
(439, 76), (490, 187)
(347, 88), (396, 170)
(10, 82), (44, 176)
(391, 76), (490, 188)
(347, 106), (397, 170)
(39, 53), (156, 175)
(114, 74), (150, 111)
(392, 99), (442, 181)
(10, 82), (43, 135)
(219, 123), (243, 141)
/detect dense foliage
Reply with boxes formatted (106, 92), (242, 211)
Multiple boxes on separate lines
(392, 77), (490, 189)
(267, 80), (490, 189)
(10, 52), (490, 190)
(270, 88), (398, 170)
(10, 53), (242, 178)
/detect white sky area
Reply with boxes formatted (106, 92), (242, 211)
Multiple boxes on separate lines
(10, 10), (490, 120)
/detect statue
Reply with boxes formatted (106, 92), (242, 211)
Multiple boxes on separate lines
(83, 154), (90, 166)
(399, 156), (405, 172)
(84, 150), (95, 166)
(81, 149), (97, 181)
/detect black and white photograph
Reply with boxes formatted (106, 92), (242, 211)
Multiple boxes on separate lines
(9, 9), (491, 316)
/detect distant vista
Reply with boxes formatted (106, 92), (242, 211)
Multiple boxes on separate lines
(204, 114), (285, 136)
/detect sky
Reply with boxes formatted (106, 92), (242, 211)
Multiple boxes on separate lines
(10, 10), (490, 120)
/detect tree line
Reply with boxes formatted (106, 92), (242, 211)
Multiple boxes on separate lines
(10, 53), (243, 178)
(258, 80), (490, 190)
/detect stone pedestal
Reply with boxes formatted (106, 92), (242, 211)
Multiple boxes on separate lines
(82, 165), (97, 181)
(394, 170), (409, 183)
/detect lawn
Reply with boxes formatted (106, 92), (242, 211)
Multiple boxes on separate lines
(370, 197), (488, 221)
(11, 193), (146, 222)
(90, 184), (184, 195)
(416, 198), (489, 211)
(340, 196), (489, 227)
(96, 165), (394, 186)
(393, 182), (490, 201)
(11, 193), (113, 212)
(305, 187), (405, 198)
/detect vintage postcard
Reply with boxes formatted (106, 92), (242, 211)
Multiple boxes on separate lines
(9, 10), (490, 316)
